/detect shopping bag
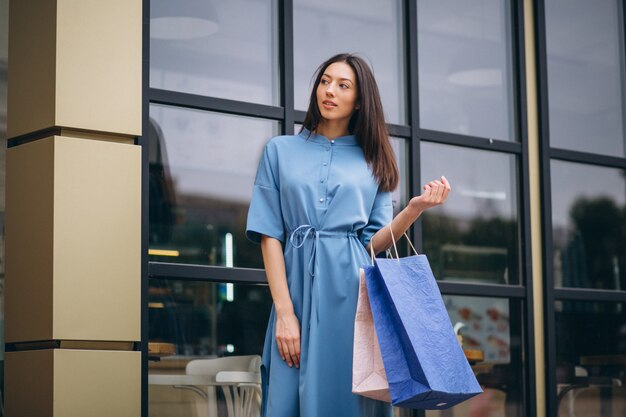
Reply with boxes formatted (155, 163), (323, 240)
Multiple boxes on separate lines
(364, 227), (482, 409)
(352, 268), (391, 402)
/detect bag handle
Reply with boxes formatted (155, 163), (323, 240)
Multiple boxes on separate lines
(389, 224), (420, 260)
(389, 224), (400, 261)
(370, 234), (394, 265)
(370, 224), (419, 265)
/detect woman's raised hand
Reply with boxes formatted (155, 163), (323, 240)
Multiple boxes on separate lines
(409, 175), (451, 212)
(275, 310), (301, 368)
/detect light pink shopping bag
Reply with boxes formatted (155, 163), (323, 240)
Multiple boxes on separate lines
(352, 268), (391, 402)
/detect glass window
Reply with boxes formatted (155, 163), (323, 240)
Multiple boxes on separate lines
(148, 279), (272, 416)
(148, 279), (272, 357)
(150, 0), (279, 105)
(555, 300), (626, 417)
(417, 0), (515, 141)
(551, 160), (626, 290)
(390, 137), (410, 256)
(545, 0), (626, 156)
(421, 142), (520, 284)
(293, 0), (407, 124)
(148, 278), (416, 417)
(148, 104), (280, 268)
(426, 296), (525, 417)
(390, 137), (409, 218)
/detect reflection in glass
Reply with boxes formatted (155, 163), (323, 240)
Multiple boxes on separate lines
(390, 137), (409, 218)
(555, 301), (626, 417)
(149, 104), (279, 268)
(545, 0), (626, 156)
(294, 0), (406, 124)
(148, 279), (272, 416)
(150, 0), (279, 105)
(551, 161), (626, 290)
(426, 296), (524, 417)
(421, 142), (519, 284)
(148, 278), (414, 416)
(417, 0), (515, 141)
(148, 279), (272, 357)
(390, 137), (410, 257)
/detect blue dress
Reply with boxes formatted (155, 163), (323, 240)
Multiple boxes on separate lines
(246, 128), (394, 417)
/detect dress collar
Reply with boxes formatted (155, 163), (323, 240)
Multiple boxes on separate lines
(298, 127), (358, 146)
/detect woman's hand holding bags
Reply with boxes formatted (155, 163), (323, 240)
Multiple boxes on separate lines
(352, 225), (482, 409)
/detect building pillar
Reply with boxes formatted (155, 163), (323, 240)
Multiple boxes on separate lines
(5, 0), (142, 415)
(524, 1), (546, 417)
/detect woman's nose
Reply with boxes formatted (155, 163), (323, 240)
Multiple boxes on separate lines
(325, 82), (335, 96)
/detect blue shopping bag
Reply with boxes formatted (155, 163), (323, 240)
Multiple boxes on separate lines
(363, 231), (482, 409)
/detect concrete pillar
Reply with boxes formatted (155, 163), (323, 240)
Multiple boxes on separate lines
(5, 0), (142, 415)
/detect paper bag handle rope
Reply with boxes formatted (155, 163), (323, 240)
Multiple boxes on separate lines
(369, 224), (419, 265)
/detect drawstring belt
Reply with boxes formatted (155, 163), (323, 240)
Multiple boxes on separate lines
(288, 225), (357, 324)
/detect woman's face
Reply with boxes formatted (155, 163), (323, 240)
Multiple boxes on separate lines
(316, 61), (359, 124)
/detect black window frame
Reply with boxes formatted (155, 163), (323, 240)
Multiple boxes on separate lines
(138, 1), (538, 416)
(534, 0), (626, 416)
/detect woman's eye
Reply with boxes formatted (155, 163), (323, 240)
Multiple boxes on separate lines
(321, 79), (329, 85)
(340, 83), (349, 89)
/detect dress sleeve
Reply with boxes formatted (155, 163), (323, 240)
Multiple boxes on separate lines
(358, 188), (393, 248)
(246, 142), (285, 244)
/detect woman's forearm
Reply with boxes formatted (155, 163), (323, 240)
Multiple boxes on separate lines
(366, 204), (424, 255)
(261, 235), (294, 315)
(366, 176), (451, 255)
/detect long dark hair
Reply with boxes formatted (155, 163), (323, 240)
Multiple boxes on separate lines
(301, 53), (399, 192)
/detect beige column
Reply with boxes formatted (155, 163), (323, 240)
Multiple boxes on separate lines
(524, 1), (546, 417)
(5, 0), (142, 416)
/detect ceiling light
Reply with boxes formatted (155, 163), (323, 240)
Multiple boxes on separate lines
(151, 0), (220, 40)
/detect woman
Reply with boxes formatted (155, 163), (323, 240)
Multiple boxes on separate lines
(246, 53), (451, 417)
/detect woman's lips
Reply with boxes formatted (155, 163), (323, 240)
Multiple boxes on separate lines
(322, 100), (337, 109)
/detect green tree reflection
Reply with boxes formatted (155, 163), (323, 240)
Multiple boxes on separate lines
(422, 212), (518, 284)
(561, 196), (626, 291)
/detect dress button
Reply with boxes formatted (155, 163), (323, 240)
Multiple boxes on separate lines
(319, 197), (324, 203)
(320, 179), (325, 183)
(323, 162), (328, 166)
(331, 140), (335, 144)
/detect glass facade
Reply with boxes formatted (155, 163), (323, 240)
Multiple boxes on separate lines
(148, 104), (279, 268)
(417, 0), (516, 141)
(137, 0), (626, 416)
(293, 0), (407, 124)
(146, 0), (530, 416)
(150, 0), (279, 105)
(555, 301), (626, 416)
(427, 296), (525, 417)
(421, 142), (520, 285)
(544, 0), (626, 156)
(390, 137), (409, 218)
(148, 279), (272, 416)
(538, 0), (626, 415)
(148, 279), (272, 358)
(550, 160), (626, 290)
